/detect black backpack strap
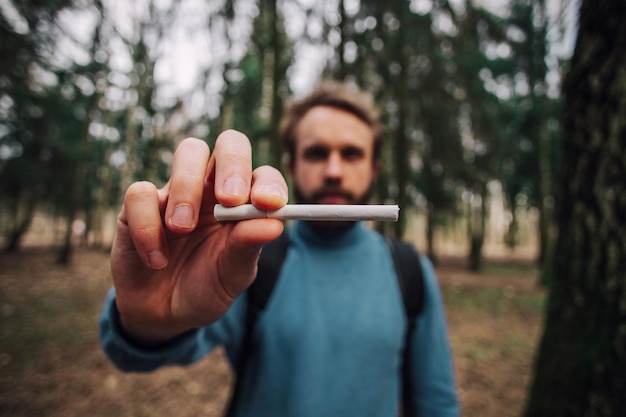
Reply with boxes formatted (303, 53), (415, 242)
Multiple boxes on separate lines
(246, 230), (290, 324)
(225, 230), (290, 417)
(386, 238), (424, 327)
(386, 237), (425, 417)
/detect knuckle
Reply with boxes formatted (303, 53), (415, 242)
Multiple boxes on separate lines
(132, 223), (162, 241)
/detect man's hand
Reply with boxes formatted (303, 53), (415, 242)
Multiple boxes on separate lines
(110, 131), (288, 343)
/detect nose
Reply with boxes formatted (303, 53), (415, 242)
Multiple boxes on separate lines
(324, 151), (343, 180)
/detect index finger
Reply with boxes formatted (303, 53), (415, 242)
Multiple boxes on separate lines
(164, 137), (211, 233)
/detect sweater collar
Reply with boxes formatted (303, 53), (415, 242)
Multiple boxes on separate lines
(292, 220), (366, 248)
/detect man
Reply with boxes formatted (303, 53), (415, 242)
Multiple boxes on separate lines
(99, 81), (460, 416)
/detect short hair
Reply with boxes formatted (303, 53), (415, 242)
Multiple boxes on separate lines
(279, 80), (382, 164)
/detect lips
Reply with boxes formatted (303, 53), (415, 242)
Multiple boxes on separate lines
(319, 194), (349, 204)
(313, 189), (354, 204)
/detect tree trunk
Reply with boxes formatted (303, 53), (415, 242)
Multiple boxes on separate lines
(392, 10), (409, 239)
(504, 204), (518, 249)
(57, 158), (81, 266)
(268, 0), (283, 171)
(3, 196), (36, 254)
(524, 0), (626, 414)
(537, 123), (556, 286)
(425, 202), (438, 265)
(468, 184), (486, 271)
(337, 0), (347, 80)
(57, 214), (74, 265)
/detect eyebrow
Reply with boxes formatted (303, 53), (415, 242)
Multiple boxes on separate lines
(301, 144), (366, 159)
(302, 144), (329, 159)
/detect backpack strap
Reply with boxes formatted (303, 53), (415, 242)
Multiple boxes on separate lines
(245, 230), (290, 333)
(386, 237), (424, 330)
(386, 237), (424, 417)
(225, 230), (290, 417)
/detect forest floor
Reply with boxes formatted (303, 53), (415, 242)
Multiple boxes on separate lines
(0, 247), (545, 417)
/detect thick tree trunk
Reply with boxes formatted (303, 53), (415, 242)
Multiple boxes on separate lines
(524, 0), (626, 415)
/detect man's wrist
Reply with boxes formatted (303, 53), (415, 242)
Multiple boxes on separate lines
(113, 302), (193, 349)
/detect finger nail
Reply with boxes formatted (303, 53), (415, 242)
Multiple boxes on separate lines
(258, 184), (288, 202)
(148, 251), (167, 269)
(223, 178), (247, 197)
(171, 204), (194, 228)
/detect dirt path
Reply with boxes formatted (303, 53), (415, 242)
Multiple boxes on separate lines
(0, 249), (545, 417)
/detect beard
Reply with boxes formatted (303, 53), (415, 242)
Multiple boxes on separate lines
(293, 181), (376, 230)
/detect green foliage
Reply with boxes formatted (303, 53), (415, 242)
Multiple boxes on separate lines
(315, 0), (561, 267)
(221, 0), (294, 169)
(0, 0), (88, 252)
(0, 0), (567, 265)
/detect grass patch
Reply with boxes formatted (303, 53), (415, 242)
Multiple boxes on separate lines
(443, 285), (545, 318)
(481, 261), (538, 279)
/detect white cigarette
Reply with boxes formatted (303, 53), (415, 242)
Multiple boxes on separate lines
(214, 204), (399, 222)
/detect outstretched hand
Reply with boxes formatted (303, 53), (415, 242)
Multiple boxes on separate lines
(110, 131), (288, 343)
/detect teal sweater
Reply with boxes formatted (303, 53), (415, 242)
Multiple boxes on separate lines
(99, 221), (460, 416)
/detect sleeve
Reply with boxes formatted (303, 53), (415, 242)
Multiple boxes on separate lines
(406, 256), (461, 417)
(98, 287), (246, 372)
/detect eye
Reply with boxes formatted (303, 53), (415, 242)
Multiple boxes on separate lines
(302, 145), (330, 162)
(341, 146), (365, 161)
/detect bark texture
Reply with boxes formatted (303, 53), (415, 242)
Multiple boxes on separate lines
(524, 0), (626, 415)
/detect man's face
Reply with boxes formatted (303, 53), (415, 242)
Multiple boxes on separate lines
(288, 106), (380, 206)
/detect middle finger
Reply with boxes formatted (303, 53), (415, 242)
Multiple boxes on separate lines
(212, 130), (253, 207)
